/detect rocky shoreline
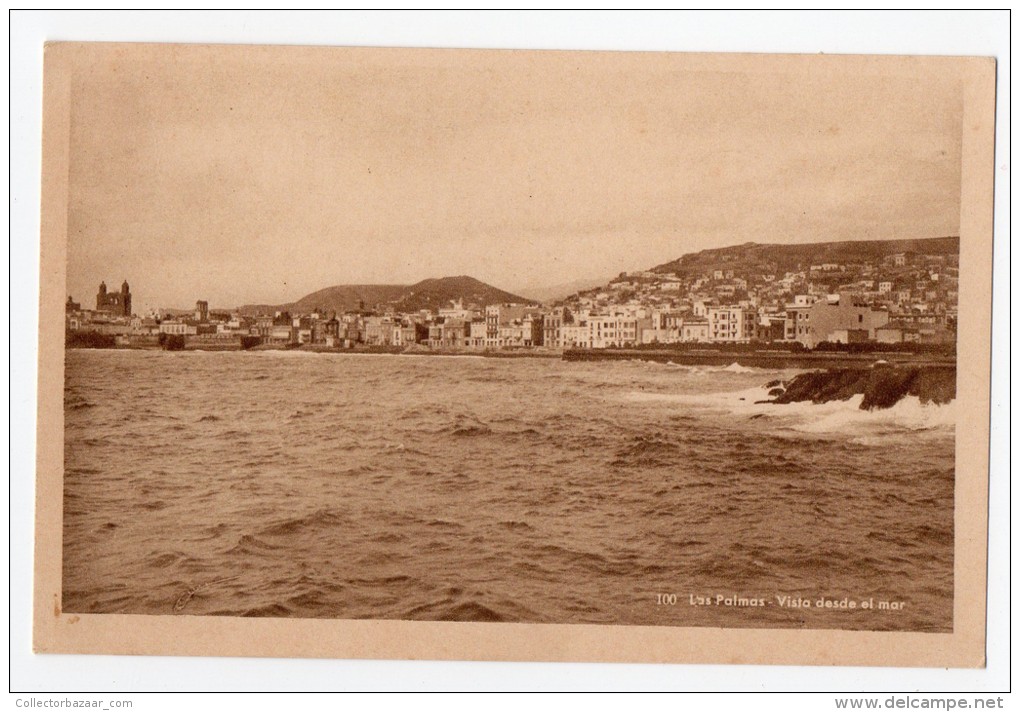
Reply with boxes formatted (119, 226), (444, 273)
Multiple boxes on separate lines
(761, 365), (956, 410)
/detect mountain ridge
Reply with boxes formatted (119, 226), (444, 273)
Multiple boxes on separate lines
(237, 275), (535, 315)
(650, 236), (959, 277)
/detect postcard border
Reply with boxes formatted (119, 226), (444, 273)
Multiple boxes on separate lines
(33, 42), (996, 667)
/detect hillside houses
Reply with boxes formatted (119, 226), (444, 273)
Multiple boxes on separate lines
(66, 240), (959, 351)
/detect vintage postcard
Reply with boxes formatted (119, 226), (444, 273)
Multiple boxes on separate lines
(34, 42), (996, 666)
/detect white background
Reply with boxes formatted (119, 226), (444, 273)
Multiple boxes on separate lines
(7, 9), (1012, 697)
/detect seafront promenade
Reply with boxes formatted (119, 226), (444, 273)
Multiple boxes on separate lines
(66, 339), (955, 371)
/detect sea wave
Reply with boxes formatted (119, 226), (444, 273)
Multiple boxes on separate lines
(612, 433), (683, 467)
(623, 386), (955, 435)
(721, 362), (759, 373)
(643, 360), (777, 375)
(261, 508), (346, 537)
(623, 385), (772, 408)
(789, 395), (956, 434)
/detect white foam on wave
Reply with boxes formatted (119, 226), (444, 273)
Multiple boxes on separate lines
(721, 362), (757, 373)
(633, 359), (780, 375)
(642, 360), (702, 374)
(761, 393), (955, 436)
(692, 361), (774, 374)
(624, 386), (955, 439)
(789, 395), (956, 434)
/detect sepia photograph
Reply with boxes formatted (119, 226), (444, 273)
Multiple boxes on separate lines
(32, 38), (996, 668)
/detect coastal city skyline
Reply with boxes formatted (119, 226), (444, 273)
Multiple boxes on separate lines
(67, 234), (959, 353)
(65, 45), (963, 313)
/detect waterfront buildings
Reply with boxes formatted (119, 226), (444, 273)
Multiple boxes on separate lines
(66, 246), (958, 351)
(786, 294), (890, 349)
(707, 306), (759, 343)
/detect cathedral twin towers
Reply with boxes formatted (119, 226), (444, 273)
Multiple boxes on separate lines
(96, 280), (132, 317)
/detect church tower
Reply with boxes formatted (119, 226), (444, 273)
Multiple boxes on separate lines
(121, 280), (132, 317)
(96, 280), (131, 316)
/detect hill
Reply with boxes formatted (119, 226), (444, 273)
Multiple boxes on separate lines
(238, 276), (534, 315)
(286, 285), (409, 314)
(389, 276), (536, 312)
(513, 276), (618, 304)
(650, 236), (959, 277)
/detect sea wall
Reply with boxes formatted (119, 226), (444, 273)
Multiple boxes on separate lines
(766, 365), (956, 410)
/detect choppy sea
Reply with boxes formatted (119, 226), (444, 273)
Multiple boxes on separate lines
(63, 349), (955, 631)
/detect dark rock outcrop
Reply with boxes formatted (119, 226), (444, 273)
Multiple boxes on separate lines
(768, 365), (955, 411)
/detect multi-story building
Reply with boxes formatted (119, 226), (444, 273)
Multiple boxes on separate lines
(586, 315), (643, 348)
(158, 320), (198, 336)
(320, 317), (341, 345)
(788, 293), (890, 348)
(542, 307), (570, 348)
(707, 306), (758, 342)
(681, 320), (709, 342)
(253, 315), (275, 338)
(692, 299), (713, 318)
(439, 318), (469, 347)
(268, 325), (293, 344)
(363, 316), (395, 345)
(876, 323), (920, 344)
(560, 322), (589, 348)
(661, 311), (685, 343)
(132, 317), (160, 336)
(391, 323), (418, 347)
(641, 309), (685, 344)
(485, 304), (542, 347)
(468, 319), (487, 348)
(786, 304), (810, 341)
(758, 314), (788, 342)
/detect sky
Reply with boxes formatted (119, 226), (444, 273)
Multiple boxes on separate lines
(64, 44), (964, 312)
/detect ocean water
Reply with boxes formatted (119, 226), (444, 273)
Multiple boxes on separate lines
(62, 350), (955, 631)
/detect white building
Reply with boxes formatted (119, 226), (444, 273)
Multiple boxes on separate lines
(707, 306), (758, 342)
(159, 321), (197, 336)
(587, 315), (642, 348)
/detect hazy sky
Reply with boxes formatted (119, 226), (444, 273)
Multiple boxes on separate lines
(65, 45), (963, 311)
